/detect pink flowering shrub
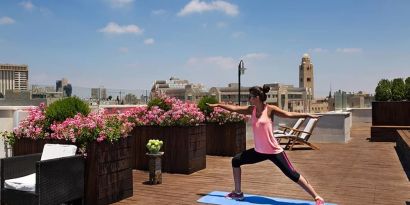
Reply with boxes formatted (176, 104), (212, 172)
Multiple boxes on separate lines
(126, 96), (205, 126)
(12, 103), (48, 140)
(207, 107), (249, 125)
(1, 103), (134, 147)
(1, 95), (205, 147)
(50, 110), (134, 146)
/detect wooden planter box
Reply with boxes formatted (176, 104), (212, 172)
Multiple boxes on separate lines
(206, 122), (246, 157)
(371, 102), (410, 141)
(372, 101), (410, 126)
(12, 137), (134, 205)
(84, 138), (133, 205)
(131, 125), (206, 174)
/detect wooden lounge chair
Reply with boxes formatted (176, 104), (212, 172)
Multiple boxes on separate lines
(274, 118), (306, 135)
(274, 118), (320, 151)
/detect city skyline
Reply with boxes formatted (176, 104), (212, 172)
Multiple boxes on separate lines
(1, 0), (409, 97)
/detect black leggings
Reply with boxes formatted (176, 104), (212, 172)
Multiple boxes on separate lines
(232, 148), (300, 182)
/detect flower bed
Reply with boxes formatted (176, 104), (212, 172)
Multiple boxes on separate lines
(206, 122), (246, 156)
(205, 107), (248, 156)
(85, 137), (133, 205)
(126, 95), (206, 174)
(131, 125), (206, 174)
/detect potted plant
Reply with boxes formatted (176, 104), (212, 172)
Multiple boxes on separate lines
(128, 95), (206, 174)
(205, 106), (248, 156)
(146, 139), (164, 184)
(48, 111), (135, 205)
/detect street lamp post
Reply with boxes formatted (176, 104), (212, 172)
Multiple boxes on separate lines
(238, 60), (246, 105)
(309, 88), (312, 113)
(306, 87), (312, 113)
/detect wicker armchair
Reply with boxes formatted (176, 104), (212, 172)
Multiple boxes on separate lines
(1, 146), (84, 205)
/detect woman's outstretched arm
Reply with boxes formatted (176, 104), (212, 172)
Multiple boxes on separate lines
(268, 104), (321, 118)
(207, 103), (253, 115)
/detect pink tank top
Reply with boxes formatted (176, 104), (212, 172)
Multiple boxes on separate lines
(251, 105), (283, 154)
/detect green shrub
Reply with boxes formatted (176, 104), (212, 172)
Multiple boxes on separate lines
(45, 97), (91, 123)
(147, 97), (171, 111)
(375, 79), (392, 101)
(405, 77), (410, 101)
(197, 96), (218, 117)
(391, 78), (405, 101)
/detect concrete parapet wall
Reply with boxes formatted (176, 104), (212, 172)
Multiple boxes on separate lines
(348, 108), (372, 124)
(0, 110), (14, 158)
(0, 107), (31, 158)
(311, 112), (351, 143)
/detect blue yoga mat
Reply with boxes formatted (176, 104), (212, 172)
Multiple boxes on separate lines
(197, 191), (337, 205)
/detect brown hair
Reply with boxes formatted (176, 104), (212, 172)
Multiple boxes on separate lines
(249, 85), (270, 102)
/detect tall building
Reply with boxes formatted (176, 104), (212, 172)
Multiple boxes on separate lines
(56, 78), (72, 97)
(91, 87), (107, 100)
(0, 64), (29, 97)
(264, 83), (307, 112)
(209, 83), (251, 105)
(328, 90), (374, 111)
(151, 77), (207, 102)
(56, 78), (68, 92)
(299, 53), (314, 99)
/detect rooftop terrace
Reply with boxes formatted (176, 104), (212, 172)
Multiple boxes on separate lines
(114, 122), (410, 205)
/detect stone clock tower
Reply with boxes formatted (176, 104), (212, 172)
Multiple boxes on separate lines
(299, 53), (314, 99)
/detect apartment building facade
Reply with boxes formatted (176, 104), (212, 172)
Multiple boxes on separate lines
(0, 64), (29, 98)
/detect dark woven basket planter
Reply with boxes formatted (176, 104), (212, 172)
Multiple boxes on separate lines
(12, 136), (134, 205)
(131, 124), (206, 174)
(206, 122), (246, 157)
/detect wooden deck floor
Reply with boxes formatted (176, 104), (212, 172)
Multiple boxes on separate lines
(115, 122), (410, 205)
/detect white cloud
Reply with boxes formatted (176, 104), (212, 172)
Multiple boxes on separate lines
(178, 0), (239, 17)
(109, 0), (134, 8)
(152, 9), (166, 15)
(19, 2), (52, 16)
(336, 48), (363, 54)
(243, 53), (269, 60)
(118, 47), (129, 53)
(144, 38), (155, 45)
(19, 1), (35, 10)
(99, 22), (143, 35)
(308, 48), (329, 53)
(187, 56), (236, 70)
(0, 17), (15, 25)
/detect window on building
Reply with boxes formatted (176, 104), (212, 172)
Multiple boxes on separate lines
(307, 78), (311, 82)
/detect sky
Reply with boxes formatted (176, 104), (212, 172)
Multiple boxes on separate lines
(1, 0), (409, 98)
